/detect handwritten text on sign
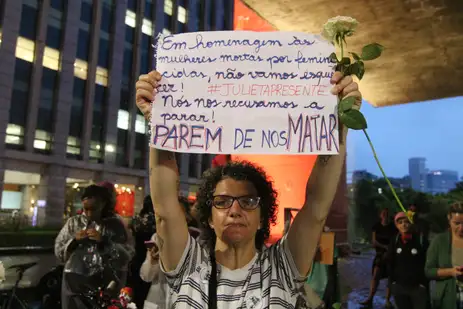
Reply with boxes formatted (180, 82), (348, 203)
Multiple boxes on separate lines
(151, 31), (338, 155)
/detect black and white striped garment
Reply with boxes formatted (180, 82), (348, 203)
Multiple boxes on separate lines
(159, 234), (313, 309)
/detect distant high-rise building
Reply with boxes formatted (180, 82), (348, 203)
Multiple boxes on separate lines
(409, 158), (427, 192)
(427, 170), (459, 194)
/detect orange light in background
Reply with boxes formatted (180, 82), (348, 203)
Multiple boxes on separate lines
(233, 0), (318, 242)
(115, 186), (135, 217)
(233, 155), (318, 241)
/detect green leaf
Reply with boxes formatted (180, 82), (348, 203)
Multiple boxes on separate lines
(340, 57), (351, 66)
(350, 52), (361, 61)
(339, 109), (368, 130)
(332, 303), (342, 309)
(339, 96), (356, 112)
(347, 61), (365, 80)
(329, 52), (338, 63)
(361, 43), (384, 61)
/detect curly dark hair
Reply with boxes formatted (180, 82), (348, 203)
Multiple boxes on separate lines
(195, 160), (278, 250)
(81, 185), (115, 218)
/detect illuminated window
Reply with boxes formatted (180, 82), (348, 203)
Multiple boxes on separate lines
(117, 109), (130, 130)
(43, 46), (60, 71)
(15, 37), (35, 63)
(66, 136), (81, 155)
(164, 0), (173, 15)
(135, 114), (146, 134)
(142, 18), (153, 36)
(5, 124), (24, 145)
(74, 59), (88, 80)
(34, 129), (52, 151)
(105, 144), (115, 153)
(125, 10), (136, 28)
(95, 66), (108, 86)
(89, 141), (102, 160)
(163, 28), (171, 35)
(178, 6), (187, 24)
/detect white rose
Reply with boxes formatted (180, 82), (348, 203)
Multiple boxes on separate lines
(322, 16), (359, 43)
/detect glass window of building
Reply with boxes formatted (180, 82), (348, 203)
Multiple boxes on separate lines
(19, 3), (38, 40)
(45, 24), (62, 50)
(133, 133), (146, 169)
(201, 154), (211, 174)
(140, 34), (150, 74)
(208, 0), (215, 30)
(127, 0), (137, 11)
(90, 85), (107, 162)
(80, 0), (93, 24)
(35, 67), (58, 153)
(50, 0), (66, 12)
(76, 29), (90, 60)
(144, 0), (153, 19)
(116, 129), (129, 166)
(99, 1), (114, 69)
(177, 0), (187, 33)
(197, 0), (205, 31)
(67, 77), (86, 158)
(189, 154), (198, 178)
(7, 55), (34, 149)
(101, 0), (114, 34)
(98, 38), (110, 68)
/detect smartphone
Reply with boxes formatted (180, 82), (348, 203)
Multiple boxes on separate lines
(144, 240), (156, 249)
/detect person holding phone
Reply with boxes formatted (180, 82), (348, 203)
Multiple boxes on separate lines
(425, 202), (463, 309)
(55, 185), (134, 309)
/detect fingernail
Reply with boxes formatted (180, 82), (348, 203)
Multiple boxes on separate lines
(330, 87), (338, 95)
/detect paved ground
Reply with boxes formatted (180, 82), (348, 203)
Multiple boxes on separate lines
(338, 250), (392, 309)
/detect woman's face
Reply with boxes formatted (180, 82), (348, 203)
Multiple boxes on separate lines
(210, 178), (261, 247)
(449, 213), (463, 238)
(82, 197), (103, 221)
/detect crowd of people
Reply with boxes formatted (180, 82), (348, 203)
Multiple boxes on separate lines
(53, 68), (360, 309)
(51, 68), (463, 309)
(359, 203), (463, 309)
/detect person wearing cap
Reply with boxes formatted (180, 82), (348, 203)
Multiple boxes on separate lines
(387, 212), (429, 309)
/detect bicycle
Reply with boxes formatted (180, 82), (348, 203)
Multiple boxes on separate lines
(0, 261), (38, 309)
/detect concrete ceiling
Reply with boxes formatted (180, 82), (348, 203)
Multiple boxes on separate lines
(243, 0), (463, 107)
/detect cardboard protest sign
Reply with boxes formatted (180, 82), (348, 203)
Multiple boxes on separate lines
(151, 31), (338, 155)
(317, 232), (335, 265)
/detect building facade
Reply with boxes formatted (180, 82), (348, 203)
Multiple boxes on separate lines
(427, 170), (459, 195)
(409, 157), (427, 192)
(0, 0), (234, 226)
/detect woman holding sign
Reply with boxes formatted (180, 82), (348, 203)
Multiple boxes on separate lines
(135, 69), (361, 308)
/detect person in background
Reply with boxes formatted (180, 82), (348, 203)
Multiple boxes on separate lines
(140, 196), (203, 309)
(128, 195), (156, 309)
(408, 204), (430, 249)
(55, 185), (134, 309)
(425, 201), (463, 309)
(361, 208), (396, 307)
(387, 212), (428, 309)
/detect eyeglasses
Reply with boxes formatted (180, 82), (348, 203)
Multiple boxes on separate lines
(211, 195), (260, 210)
